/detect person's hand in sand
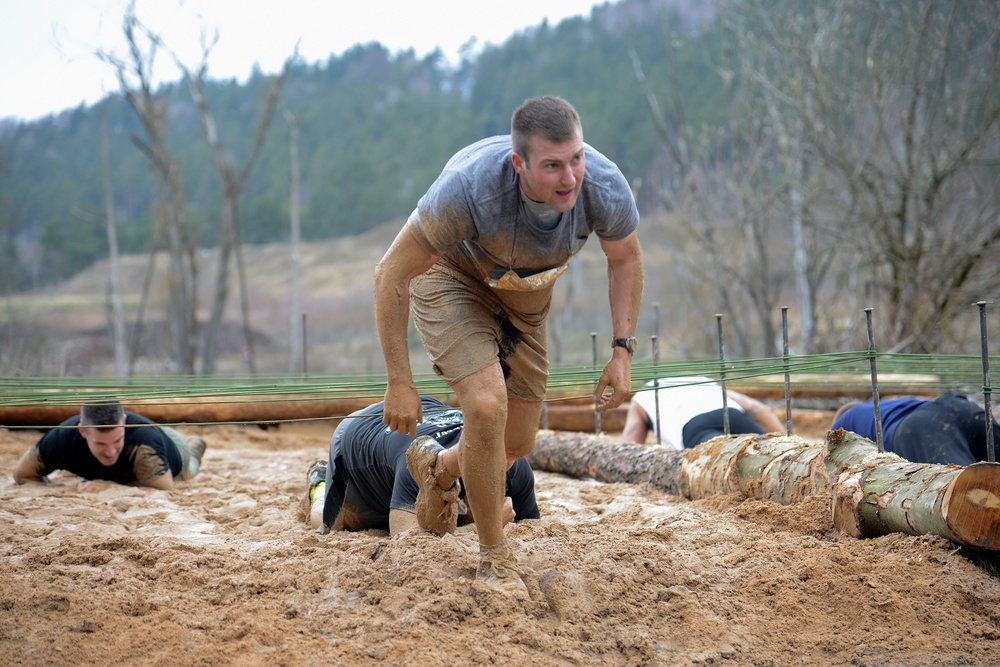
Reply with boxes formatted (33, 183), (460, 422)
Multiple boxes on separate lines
(297, 397), (539, 542)
(12, 399), (207, 491)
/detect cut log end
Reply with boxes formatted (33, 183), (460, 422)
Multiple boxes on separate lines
(945, 462), (1000, 550)
(832, 472), (865, 538)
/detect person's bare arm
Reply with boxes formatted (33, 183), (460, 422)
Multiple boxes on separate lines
(12, 446), (47, 484)
(594, 231), (644, 411)
(373, 226), (439, 436)
(77, 472), (174, 493)
(727, 390), (784, 433)
(137, 472), (175, 491)
(622, 400), (652, 444)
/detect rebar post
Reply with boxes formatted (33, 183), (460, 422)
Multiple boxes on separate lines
(781, 306), (793, 436)
(977, 301), (994, 463)
(864, 308), (884, 453)
(302, 312), (308, 375)
(651, 334), (661, 445)
(592, 332), (601, 434)
(716, 314), (730, 435)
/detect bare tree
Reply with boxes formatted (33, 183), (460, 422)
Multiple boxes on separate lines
(283, 106), (304, 374)
(631, 25), (789, 358)
(98, 1), (198, 374)
(176, 38), (293, 375)
(99, 107), (128, 377)
(726, 0), (1000, 352)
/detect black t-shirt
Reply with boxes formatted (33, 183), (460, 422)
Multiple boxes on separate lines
(322, 396), (540, 531)
(33, 412), (182, 485)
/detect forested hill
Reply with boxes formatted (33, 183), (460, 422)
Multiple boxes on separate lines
(0, 0), (720, 291)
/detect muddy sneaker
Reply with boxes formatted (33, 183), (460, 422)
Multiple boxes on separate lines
(476, 543), (528, 599)
(298, 460), (327, 523)
(307, 460), (327, 489)
(188, 436), (207, 462)
(406, 436), (460, 536)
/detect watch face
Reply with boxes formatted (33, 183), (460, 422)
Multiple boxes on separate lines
(614, 337), (638, 352)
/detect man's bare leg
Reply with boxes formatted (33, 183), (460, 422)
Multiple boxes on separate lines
(504, 395), (543, 459)
(450, 363), (508, 550)
(434, 394), (542, 479)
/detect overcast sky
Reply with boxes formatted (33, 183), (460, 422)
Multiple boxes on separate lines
(0, 0), (607, 122)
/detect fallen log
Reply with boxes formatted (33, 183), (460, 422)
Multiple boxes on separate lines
(529, 430), (689, 494)
(0, 396), (628, 432)
(528, 428), (1000, 551)
(529, 429), (832, 503)
(0, 397), (374, 428)
(829, 430), (1000, 550)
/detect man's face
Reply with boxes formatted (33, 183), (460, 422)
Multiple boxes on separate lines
(512, 130), (586, 213)
(80, 424), (125, 466)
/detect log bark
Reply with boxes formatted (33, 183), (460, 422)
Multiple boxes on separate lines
(0, 398), (626, 431)
(0, 397), (374, 428)
(528, 427), (1000, 551)
(829, 430), (1000, 550)
(529, 430), (688, 495)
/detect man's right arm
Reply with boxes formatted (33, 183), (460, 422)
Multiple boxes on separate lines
(13, 445), (47, 484)
(373, 225), (439, 436)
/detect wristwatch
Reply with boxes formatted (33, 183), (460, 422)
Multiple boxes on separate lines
(612, 336), (638, 354)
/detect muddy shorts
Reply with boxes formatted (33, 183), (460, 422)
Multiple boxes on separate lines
(163, 426), (201, 481)
(409, 264), (549, 401)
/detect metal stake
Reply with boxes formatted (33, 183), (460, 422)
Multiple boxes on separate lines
(716, 314), (730, 435)
(977, 301), (994, 463)
(592, 332), (601, 434)
(651, 334), (661, 445)
(781, 306), (793, 436)
(302, 312), (308, 375)
(864, 308), (884, 453)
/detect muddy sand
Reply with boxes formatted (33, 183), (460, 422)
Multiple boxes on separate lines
(2, 419), (999, 666)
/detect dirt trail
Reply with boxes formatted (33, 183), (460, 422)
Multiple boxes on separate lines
(2, 421), (998, 666)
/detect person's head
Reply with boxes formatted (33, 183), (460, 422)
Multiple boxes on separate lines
(510, 95), (585, 213)
(78, 401), (126, 466)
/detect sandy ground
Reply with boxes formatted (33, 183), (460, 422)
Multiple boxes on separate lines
(2, 417), (1000, 667)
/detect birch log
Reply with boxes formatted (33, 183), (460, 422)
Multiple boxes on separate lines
(529, 429), (831, 501)
(828, 429), (1000, 550)
(529, 428), (1000, 551)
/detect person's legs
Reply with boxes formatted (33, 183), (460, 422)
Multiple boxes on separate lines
(504, 395), (543, 459)
(450, 363), (509, 550)
(299, 459), (327, 526)
(407, 436), (462, 535)
(162, 426), (205, 481)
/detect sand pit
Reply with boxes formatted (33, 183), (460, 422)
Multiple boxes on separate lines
(2, 420), (999, 666)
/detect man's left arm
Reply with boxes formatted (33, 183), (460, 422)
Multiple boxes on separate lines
(131, 445), (176, 490)
(594, 231), (644, 411)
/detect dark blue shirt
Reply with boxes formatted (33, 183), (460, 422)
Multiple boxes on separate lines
(832, 398), (927, 452)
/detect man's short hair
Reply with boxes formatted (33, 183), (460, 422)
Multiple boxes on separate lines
(81, 400), (125, 428)
(511, 95), (582, 164)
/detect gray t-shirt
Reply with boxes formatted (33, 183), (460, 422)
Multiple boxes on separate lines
(406, 134), (639, 329)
